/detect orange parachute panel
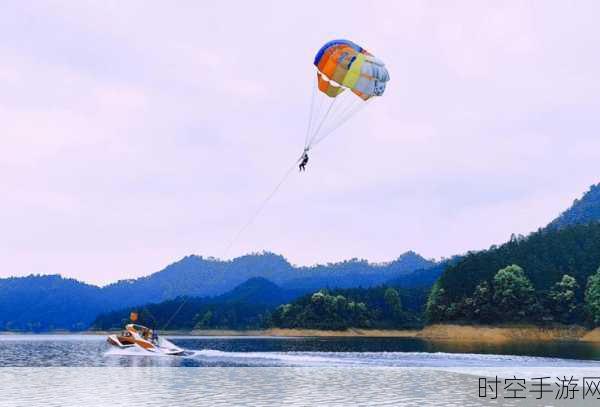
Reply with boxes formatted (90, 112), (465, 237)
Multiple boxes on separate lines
(317, 73), (344, 98)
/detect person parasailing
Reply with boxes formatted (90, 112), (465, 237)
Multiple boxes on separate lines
(300, 39), (389, 170)
(299, 149), (309, 171)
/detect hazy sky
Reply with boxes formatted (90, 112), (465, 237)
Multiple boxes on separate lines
(2, 1), (600, 285)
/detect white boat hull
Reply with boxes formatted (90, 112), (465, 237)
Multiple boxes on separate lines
(107, 325), (185, 356)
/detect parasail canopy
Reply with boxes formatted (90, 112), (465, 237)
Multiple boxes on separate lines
(303, 39), (390, 150)
(313, 39), (390, 100)
(220, 39), (390, 258)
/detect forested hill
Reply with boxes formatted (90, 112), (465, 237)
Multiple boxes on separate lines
(270, 286), (428, 330)
(426, 222), (600, 325)
(92, 277), (302, 330)
(385, 256), (462, 289)
(0, 275), (104, 331)
(0, 251), (436, 331)
(93, 278), (430, 331)
(548, 183), (600, 230)
(101, 251), (436, 307)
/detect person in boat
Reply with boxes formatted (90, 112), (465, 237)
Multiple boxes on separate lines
(299, 151), (309, 171)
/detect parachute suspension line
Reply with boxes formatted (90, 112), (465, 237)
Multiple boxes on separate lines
(306, 95), (329, 148)
(307, 95), (338, 148)
(312, 98), (373, 148)
(308, 82), (325, 145)
(303, 80), (317, 150)
(327, 96), (363, 131)
(320, 92), (357, 135)
(314, 100), (368, 146)
(322, 102), (365, 143)
(318, 93), (347, 132)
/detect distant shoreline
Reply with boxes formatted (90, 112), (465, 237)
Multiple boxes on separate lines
(87, 328), (422, 338)
(418, 324), (592, 343)
(147, 325), (600, 342)
(5, 325), (600, 342)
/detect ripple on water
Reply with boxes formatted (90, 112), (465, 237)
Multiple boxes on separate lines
(3, 335), (600, 406)
(0, 367), (513, 407)
(3, 334), (600, 368)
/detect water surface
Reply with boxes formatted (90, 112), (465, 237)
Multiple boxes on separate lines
(4, 335), (600, 406)
(2, 334), (600, 367)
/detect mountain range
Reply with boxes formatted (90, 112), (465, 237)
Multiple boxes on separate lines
(92, 277), (301, 330)
(3, 182), (600, 332)
(100, 250), (435, 307)
(0, 251), (435, 331)
(93, 276), (432, 331)
(547, 183), (600, 230)
(429, 182), (600, 325)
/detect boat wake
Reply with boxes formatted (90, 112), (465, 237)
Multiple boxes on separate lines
(104, 346), (194, 358)
(185, 349), (600, 368)
(103, 343), (600, 371)
(105, 346), (173, 357)
(189, 349), (347, 366)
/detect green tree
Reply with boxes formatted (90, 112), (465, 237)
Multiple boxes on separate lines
(269, 285), (422, 330)
(433, 221), (600, 310)
(585, 267), (600, 325)
(384, 287), (402, 319)
(193, 310), (213, 329)
(470, 281), (495, 323)
(548, 274), (579, 324)
(492, 264), (538, 322)
(425, 281), (451, 322)
(348, 301), (370, 327)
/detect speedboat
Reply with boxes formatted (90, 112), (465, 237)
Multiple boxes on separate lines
(107, 324), (185, 356)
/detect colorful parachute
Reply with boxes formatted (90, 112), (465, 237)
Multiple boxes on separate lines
(314, 39), (390, 100)
(303, 39), (389, 150)
(221, 40), (390, 255)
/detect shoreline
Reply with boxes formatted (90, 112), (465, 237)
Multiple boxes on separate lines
(86, 328), (422, 338)
(418, 324), (591, 343)
(5, 325), (600, 342)
(170, 325), (600, 342)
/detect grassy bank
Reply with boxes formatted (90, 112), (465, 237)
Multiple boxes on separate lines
(13, 325), (600, 342)
(186, 325), (597, 341)
(417, 324), (589, 342)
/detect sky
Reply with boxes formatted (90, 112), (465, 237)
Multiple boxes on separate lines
(1, 1), (600, 285)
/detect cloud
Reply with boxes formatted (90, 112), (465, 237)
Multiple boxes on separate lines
(0, 1), (599, 284)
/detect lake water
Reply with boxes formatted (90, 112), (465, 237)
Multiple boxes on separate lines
(3, 334), (600, 367)
(3, 335), (600, 406)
